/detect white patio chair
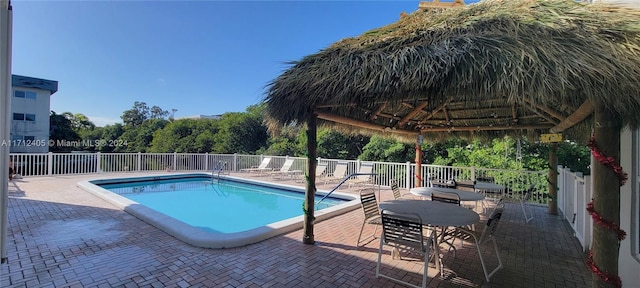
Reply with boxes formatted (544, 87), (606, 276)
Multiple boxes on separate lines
(356, 188), (382, 246)
(376, 209), (434, 288)
(348, 162), (375, 188)
(520, 184), (535, 223)
(441, 205), (505, 282)
(324, 162), (348, 184)
(239, 157), (273, 174)
(268, 159), (296, 179)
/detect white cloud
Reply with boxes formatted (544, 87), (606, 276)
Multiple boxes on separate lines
(87, 116), (121, 127)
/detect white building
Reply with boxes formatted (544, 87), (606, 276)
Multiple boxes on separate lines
(10, 74), (58, 153)
(177, 114), (222, 120)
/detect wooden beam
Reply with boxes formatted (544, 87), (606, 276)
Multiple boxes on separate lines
(550, 100), (594, 133)
(523, 98), (566, 122)
(398, 101), (429, 127)
(442, 106), (450, 124)
(418, 98), (451, 123)
(420, 124), (552, 133)
(316, 111), (419, 136)
(371, 102), (387, 121)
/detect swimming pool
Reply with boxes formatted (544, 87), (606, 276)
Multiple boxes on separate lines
(78, 173), (359, 248)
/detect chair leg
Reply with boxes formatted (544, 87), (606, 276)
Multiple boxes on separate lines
(356, 221), (367, 246)
(521, 200), (533, 223)
(476, 238), (504, 282)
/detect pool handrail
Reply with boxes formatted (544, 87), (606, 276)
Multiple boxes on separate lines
(316, 172), (378, 204)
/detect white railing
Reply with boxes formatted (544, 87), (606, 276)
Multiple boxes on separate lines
(9, 152), (548, 203)
(557, 165), (593, 252)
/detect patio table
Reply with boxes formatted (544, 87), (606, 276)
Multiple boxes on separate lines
(474, 181), (505, 192)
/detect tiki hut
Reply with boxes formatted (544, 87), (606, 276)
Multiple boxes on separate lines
(264, 0), (640, 286)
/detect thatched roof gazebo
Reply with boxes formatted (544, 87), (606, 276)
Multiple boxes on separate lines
(264, 0), (640, 286)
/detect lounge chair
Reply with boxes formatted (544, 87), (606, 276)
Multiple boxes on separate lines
(269, 159), (299, 179)
(324, 162), (348, 185)
(240, 157), (272, 174)
(348, 162), (375, 188)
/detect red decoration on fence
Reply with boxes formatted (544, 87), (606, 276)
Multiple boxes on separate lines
(588, 136), (628, 186)
(587, 251), (622, 288)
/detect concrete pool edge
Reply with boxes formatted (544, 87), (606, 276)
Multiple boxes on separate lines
(77, 173), (360, 249)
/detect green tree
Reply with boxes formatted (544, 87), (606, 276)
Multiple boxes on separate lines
(212, 109), (268, 154)
(149, 119), (219, 153)
(359, 135), (412, 163)
(115, 119), (168, 152)
(121, 101), (151, 127)
(49, 111), (80, 152)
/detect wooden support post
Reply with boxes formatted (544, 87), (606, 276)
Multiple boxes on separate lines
(303, 113), (318, 245)
(548, 143), (558, 215)
(591, 107), (621, 287)
(415, 135), (423, 187)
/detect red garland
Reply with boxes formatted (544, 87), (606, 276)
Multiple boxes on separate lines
(588, 136), (628, 186)
(587, 250), (622, 288)
(586, 201), (626, 240)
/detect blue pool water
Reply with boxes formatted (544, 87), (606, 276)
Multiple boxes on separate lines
(99, 177), (346, 233)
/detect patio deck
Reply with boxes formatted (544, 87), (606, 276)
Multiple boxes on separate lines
(1, 172), (591, 287)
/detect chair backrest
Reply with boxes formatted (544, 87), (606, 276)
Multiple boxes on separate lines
(430, 178), (454, 188)
(431, 191), (461, 206)
(316, 163), (328, 177)
(257, 157), (272, 169)
(390, 179), (402, 199)
(331, 162), (348, 179)
(380, 210), (425, 251)
(278, 159), (295, 173)
(455, 179), (476, 192)
(359, 188), (380, 221)
(476, 176), (495, 183)
(353, 162), (375, 182)
(522, 184), (535, 202)
(479, 207), (504, 244)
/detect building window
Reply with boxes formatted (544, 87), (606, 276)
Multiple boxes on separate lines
(14, 90), (36, 99)
(12, 113), (35, 122)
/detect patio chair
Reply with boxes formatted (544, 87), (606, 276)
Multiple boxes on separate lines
(441, 206), (505, 282)
(454, 179), (476, 192)
(268, 159), (296, 179)
(376, 209), (434, 288)
(356, 188), (382, 246)
(431, 191), (461, 206)
(294, 162), (328, 183)
(430, 178), (455, 188)
(324, 162), (348, 185)
(520, 184), (535, 223)
(348, 162), (375, 188)
(390, 179), (411, 199)
(240, 157), (273, 174)
(476, 176), (495, 183)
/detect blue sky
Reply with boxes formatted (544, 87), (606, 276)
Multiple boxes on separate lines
(12, 1), (470, 127)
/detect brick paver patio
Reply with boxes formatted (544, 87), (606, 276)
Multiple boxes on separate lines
(1, 173), (591, 287)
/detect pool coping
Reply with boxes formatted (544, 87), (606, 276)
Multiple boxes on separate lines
(77, 173), (360, 249)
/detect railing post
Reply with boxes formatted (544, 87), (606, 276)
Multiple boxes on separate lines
(471, 166), (476, 180)
(137, 152), (142, 172)
(47, 152), (53, 176)
(204, 152), (209, 171)
(233, 153), (238, 172)
(405, 161), (411, 189)
(173, 152), (177, 171)
(96, 152), (101, 173)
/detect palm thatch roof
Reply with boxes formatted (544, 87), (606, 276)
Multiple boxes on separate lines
(264, 0), (640, 143)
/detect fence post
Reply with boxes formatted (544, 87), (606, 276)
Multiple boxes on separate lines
(173, 152), (177, 171)
(233, 153), (238, 172)
(204, 153), (209, 171)
(47, 152), (53, 176)
(471, 166), (476, 181)
(137, 152), (142, 172)
(405, 162), (411, 189)
(96, 152), (101, 173)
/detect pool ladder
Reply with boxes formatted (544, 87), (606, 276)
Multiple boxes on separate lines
(316, 173), (378, 205)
